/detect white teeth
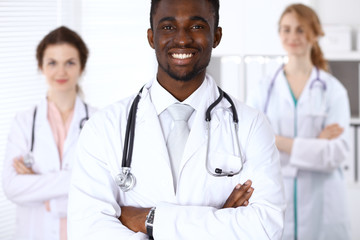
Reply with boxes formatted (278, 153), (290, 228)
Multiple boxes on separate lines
(172, 53), (193, 59)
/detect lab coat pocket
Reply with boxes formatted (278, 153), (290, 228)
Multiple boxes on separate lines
(203, 152), (243, 207)
(207, 151), (243, 176)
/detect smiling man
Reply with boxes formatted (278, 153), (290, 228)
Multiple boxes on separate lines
(68, 0), (285, 239)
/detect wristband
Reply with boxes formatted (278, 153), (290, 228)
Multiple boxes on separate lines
(145, 207), (156, 238)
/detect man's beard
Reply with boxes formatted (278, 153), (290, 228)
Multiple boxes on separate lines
(157, 59), (209, 82)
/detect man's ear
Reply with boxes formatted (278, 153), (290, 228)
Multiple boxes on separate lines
(147, 28), (155, 49)
(213, 26), (222, 48)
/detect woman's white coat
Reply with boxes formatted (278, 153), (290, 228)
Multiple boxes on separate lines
(3, 96), (94, 240)
(247, 67), (351, 240)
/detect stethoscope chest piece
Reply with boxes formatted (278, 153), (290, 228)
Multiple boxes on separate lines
(23, 152), (34, 168)
(116, 167), (136, 192)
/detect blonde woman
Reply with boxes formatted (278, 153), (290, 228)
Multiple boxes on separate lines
(247, 4), (351, 240)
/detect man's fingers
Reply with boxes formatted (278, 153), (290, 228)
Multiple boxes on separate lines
(234, 187), (254, 207)
(223, 180), (253, 208)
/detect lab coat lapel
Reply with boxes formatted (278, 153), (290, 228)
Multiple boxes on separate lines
(277, 71), (295, 108)
(35, 98), (60, 170)
(180, 105), (208, 169)
(133, 90), (175, 197)
(136, 95), (170, 165)
(62, 97), (83, 167)
(297, 67), (316, 106)
(276, 67), (317, 108)
(180, 79), (223, 171)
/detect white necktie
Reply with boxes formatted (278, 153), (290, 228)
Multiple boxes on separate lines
(167, 103), (194, 192)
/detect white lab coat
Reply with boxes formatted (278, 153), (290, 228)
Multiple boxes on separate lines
(68, 75), (286, 240)
(2, 96), (95, 240)
(247, 66), (351, 240)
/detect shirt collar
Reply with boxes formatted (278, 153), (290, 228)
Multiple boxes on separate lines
(150, 76), (209, 115)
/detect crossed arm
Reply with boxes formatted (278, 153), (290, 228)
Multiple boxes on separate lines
(119, 180), (254, 233)
(275, 123), (344, 154)
(9, 157), (62, 212)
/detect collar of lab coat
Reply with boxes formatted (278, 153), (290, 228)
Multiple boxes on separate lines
(274, 66), (318, 108)
(35, 96), (86, 167)
(138, 73), (232, 124)
(149, 73), (230, 106)
(297, 67), (318, 106)
(150, 75), (211, 115)
(63, 96), (88, 160)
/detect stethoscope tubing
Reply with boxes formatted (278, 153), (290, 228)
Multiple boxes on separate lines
(264, 65), (325, 114)
(79, 104), (89, 129)
(29, 101), (89, 156)
(30, 108), (37, 152)
(121, 86), (144, 169)
(204, 87), (242, 177)
(264, 66), (283, 114)
(205, 87), (238, 124)
(119, 86), (243, 184)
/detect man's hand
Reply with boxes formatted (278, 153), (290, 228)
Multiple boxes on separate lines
(318, 123), (344, 140)
(13, 156), (35, 174)
(119, 206), (151, 233)
(222, 180), (254, 208)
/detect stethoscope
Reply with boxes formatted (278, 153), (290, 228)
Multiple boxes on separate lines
(264, 65), (327, 114)
(116, 86), (243, 192)
(23, 102), (89, 168)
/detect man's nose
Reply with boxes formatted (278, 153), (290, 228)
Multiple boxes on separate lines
(174, 28), (193, 46)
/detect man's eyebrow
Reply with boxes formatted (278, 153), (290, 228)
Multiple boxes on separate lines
(158, 16), (175, 24)
(190, 16), (209, 25)
(157, 16), (209, 25)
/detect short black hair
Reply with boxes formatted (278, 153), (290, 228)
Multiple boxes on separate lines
(150, 0), (220, 30)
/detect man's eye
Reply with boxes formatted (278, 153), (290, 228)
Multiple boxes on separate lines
(163, 25), (174, 30)
(192, 25), (203, 30)
(67, 61), (75, 66)
(48, 61), (56, 65)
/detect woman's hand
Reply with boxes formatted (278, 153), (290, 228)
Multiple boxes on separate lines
(275, 135), (294, 154)
(13, 156), (35, 174)
(318, 123), (344, 140)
